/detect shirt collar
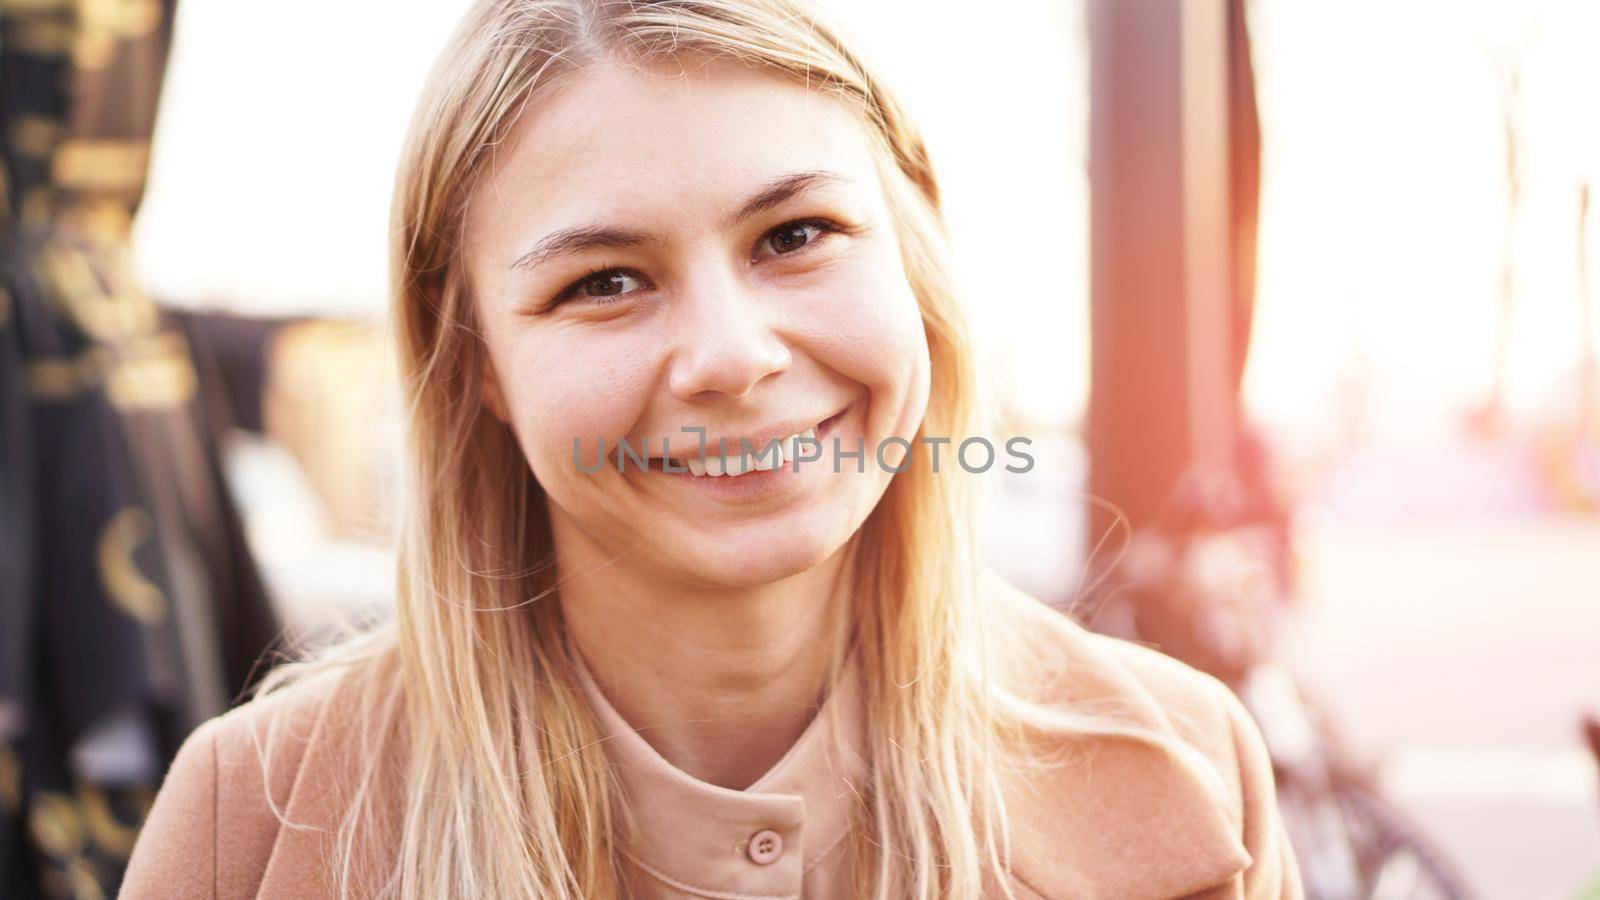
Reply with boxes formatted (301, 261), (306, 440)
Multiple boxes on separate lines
(569, 645), (867, 898)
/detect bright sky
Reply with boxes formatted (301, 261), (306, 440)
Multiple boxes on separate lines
(1247, 0), (1600, 451)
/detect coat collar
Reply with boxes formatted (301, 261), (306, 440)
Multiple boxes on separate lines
(569, 645), (867, 898)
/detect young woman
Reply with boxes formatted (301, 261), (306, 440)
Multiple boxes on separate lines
(122, 1), (1302, 897)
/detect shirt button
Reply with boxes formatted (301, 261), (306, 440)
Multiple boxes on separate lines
(747, 829), (784, 865)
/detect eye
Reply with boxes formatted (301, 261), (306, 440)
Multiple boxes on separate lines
(556, 267), (650, 305)
(757, 218), (842, 259)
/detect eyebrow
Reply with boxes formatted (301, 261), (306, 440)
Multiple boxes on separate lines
(508, 169), (851, 272)
(728, 170), (849, 228)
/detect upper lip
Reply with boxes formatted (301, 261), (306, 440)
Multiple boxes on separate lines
(646, 409), (840, 460)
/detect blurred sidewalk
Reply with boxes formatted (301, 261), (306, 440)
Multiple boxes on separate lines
(1286, 515), (1600, 900)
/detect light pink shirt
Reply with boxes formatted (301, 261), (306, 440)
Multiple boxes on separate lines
(569, 646), (868, 898)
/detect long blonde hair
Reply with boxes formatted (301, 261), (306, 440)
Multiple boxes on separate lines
(250, 1), (1217, 897)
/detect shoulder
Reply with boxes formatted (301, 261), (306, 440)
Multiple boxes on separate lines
(985, 572), (1302, 899)
(121, 649), (401, 899)
(987, 570), (1243, 752)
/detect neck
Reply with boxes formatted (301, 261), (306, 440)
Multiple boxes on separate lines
(555, 525), (857, 790)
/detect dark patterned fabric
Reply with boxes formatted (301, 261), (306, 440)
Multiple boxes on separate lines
(0, 2), (281, 896)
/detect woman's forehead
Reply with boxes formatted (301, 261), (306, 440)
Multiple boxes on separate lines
(464, 58), (884, 254)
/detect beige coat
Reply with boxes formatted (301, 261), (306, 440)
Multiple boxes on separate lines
(121, 593), (1302, 899)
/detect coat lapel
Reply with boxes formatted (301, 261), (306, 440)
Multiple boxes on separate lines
(997, 591), (1253, 899)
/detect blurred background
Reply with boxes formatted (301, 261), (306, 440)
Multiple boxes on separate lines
(1, 0), (1597, 898)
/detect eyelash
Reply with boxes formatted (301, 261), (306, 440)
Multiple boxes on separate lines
(553, 217), (850, 306)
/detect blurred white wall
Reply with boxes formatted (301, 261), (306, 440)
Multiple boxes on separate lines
(136, 1), (475, 317)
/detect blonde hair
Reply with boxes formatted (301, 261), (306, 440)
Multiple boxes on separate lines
(251, 1), (1225, 897)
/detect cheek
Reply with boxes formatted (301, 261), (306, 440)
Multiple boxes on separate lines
(797, 261), (929, 425)
(495, 329), (659, 483)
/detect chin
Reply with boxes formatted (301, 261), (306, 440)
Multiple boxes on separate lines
(673, 522), (848, 589)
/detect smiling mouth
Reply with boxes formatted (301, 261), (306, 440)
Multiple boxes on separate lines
(645, 407), (848, 477)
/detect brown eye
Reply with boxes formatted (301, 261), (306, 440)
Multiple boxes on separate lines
(559, 269), (648, 304)
(761, 219), (836, 257)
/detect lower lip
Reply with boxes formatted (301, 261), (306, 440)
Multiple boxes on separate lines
(648, 407), (850, 500)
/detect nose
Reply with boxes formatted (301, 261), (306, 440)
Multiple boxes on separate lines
(666, 267), (792, 402)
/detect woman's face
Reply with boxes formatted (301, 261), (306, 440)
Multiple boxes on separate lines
(464, 58), (930, 588)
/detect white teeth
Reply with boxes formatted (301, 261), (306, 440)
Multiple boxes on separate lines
(788, 427), (817, 461)
(677, 424), (821, 477)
